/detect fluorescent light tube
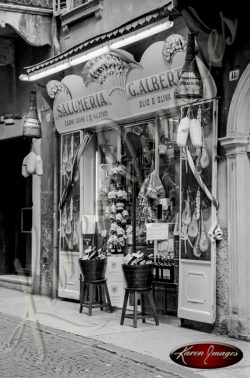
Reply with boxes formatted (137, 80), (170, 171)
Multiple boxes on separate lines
(69, 46), (110, 66)
(19, 74), (29, 81)
(25, 61), (71, 81)
(110, 21), (174, 49)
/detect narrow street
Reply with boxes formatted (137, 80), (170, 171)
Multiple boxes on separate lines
(0, 312), (198, 378)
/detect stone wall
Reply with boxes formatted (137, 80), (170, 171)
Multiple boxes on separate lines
(215, 228), (230, 334)
(38, 94), (58, 297)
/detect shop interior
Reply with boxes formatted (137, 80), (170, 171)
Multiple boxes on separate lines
(59, 98), (216, 318)
(87, 113), (181, 315)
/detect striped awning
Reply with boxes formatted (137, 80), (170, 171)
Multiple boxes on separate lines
(23, 2), (175, 75)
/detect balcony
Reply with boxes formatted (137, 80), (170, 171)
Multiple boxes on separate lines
(0, 0), (53, 9)
(53, 0), (103, 24)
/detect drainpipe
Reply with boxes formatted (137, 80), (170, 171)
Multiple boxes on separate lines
(52, 126), (59, 299)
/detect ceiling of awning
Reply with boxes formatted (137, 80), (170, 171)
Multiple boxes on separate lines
(24, 2), (175, 74)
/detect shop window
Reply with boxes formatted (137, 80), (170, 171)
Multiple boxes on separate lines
(95, 116), (180, 267)
(94, 118), (180, 314)
(59, 132), (81, 252)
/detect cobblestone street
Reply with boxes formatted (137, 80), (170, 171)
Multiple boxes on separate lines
(0, 312), (193, 378)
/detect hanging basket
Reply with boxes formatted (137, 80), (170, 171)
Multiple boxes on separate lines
(23, 91), (41, 139)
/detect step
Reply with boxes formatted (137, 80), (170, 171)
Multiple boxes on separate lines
(0, 275), (32, 293)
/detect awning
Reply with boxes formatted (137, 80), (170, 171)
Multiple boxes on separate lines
(20, 1), (175, 81)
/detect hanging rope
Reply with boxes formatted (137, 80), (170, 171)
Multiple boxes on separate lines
(185, 147), (219, 210)
(59, 132), (92, 210)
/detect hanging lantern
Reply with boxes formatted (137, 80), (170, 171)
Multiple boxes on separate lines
(23, 91), (41, 138)
(175, 32), (203, 99)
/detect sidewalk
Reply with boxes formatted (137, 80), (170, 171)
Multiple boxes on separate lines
(0, 286), (250, 378)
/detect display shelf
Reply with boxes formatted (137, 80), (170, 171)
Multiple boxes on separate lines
(144, 282), (178, 316)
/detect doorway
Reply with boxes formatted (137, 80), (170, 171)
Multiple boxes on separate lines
(0, 137), (32, 276)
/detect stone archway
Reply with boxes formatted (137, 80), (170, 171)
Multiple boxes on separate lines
(219, 62), (250, 340)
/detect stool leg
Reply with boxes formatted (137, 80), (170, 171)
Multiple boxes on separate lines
(79, 279), (83, 313)
(120, 289), (129, 325)
(133, 291), (138, 328)
(141, 293), (145, 323)
(152, 282), (156, 301)
(148, 291), (159, 326)
(80, 280), (87, 313)
(98, 284), (103, 311)
(104, 282), (113, 313)
(88, 283), (93, 316)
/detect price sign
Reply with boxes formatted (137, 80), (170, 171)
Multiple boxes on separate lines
(146, 223), (169, 241)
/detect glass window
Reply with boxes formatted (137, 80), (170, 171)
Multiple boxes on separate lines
(95, 115), (181, 268)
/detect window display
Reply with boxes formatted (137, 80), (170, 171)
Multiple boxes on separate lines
(60, 132), (81, 252)
(96, 117), (180, 271)
(179, 99), (217, 261)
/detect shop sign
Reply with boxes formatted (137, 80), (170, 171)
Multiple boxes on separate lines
(48, 34), (217, 133)
(54, 91), (110, 127)
(127, 67), (182, 116)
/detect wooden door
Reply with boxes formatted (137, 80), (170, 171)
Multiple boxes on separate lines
(178, 100), (218, 323)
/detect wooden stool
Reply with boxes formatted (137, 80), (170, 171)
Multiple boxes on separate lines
(120, 287), (159, 328)
(79, 276), (113, 316)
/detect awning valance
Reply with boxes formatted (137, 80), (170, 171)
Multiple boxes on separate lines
(20, 1), (175, 81)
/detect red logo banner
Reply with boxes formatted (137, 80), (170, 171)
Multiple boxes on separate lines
(170, 342), (243, 369)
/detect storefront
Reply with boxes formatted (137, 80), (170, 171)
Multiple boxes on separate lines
(45, 27), (220, 324)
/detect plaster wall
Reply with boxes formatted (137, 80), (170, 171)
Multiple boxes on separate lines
(62, 0), (169, 50)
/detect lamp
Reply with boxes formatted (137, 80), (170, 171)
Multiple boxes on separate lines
(175, 32), (203, 99)
(69, 46), (109, 66)
(23, 91), (41, 138)
(110, 21), (174, 49)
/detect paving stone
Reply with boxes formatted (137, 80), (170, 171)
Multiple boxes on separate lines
(0, 313), (190, 378)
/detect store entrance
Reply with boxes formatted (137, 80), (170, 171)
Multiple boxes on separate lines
(95, 118), (180, 316)
(0, 138), (32, 276)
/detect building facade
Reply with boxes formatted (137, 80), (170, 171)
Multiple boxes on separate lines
(4, 0), (250, 340)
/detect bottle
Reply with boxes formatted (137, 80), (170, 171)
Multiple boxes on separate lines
(159, 256), (163, 281)
(152, 257), (157, 279)
(162, 257), (169, 281)
(23, 91), (41, 138)
(170, 256), (175, 282)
